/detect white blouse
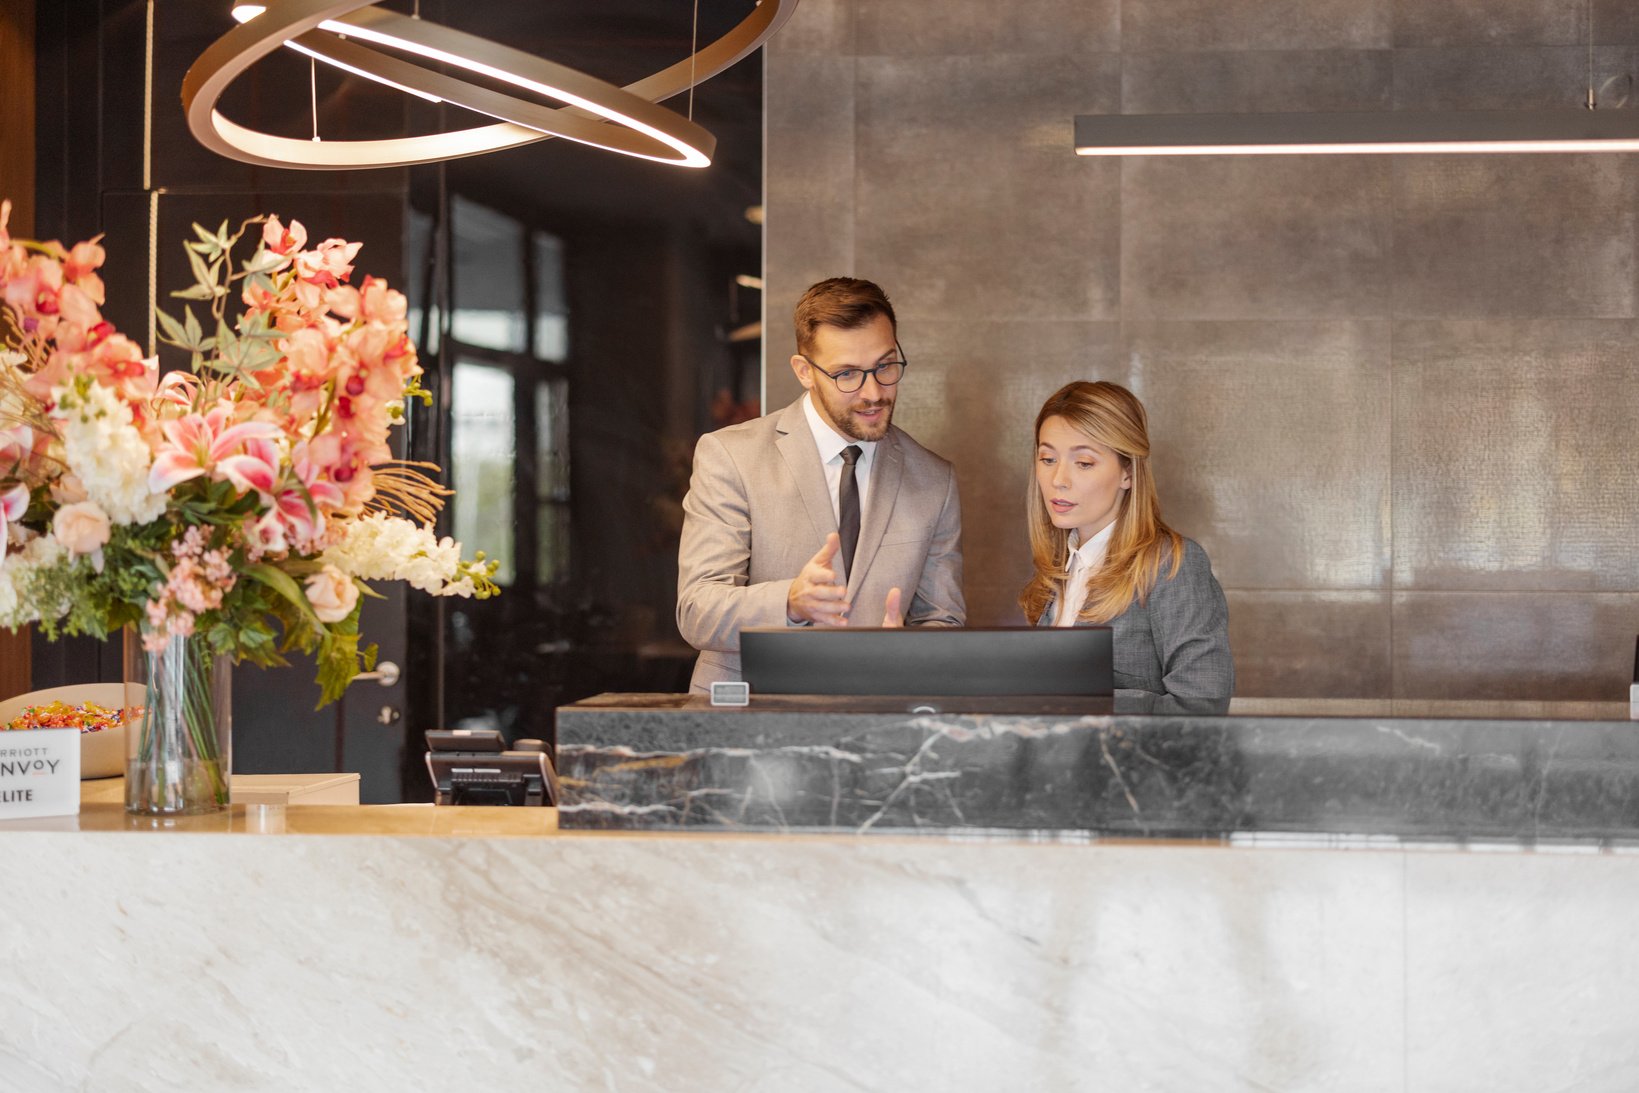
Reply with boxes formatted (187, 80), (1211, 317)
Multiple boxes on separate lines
(1052, 522), (1115, 627)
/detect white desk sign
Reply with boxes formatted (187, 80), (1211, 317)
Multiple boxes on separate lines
(0, 729), (81, 819)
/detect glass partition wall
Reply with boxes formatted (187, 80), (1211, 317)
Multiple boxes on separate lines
(26, 0), (764, 800)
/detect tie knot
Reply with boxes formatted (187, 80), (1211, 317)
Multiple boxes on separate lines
(841, 445), (862, 466)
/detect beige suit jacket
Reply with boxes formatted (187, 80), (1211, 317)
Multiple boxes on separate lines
(677, 396), (965, 691)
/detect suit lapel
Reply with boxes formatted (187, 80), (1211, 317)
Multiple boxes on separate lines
(847, 428), (903, 597)
(775, 397), (839, 546)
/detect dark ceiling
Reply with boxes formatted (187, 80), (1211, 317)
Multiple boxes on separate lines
(225, 0), (765, 247)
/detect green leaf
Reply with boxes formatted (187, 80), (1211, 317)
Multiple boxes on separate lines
(242, 249), (286, 276)
(243, 563), (322, 628)
(170, 284), (214, 301)
(185, 243), (212, 290)
(155, 308), (188, 346)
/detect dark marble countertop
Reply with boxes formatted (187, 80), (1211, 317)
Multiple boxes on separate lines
(555, 693), (1639, 842)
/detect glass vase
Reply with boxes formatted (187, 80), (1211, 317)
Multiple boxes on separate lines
(122, 628), (232, 816)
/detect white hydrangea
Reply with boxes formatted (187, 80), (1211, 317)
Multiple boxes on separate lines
(0, 534), (69, 628)
(51, 380), (166, 526)
(322, 512), (478, 597)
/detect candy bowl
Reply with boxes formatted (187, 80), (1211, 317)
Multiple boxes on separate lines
(0, 684), (131, 780)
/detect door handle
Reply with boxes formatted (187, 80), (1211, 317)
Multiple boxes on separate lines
(351, 660), (401, 687)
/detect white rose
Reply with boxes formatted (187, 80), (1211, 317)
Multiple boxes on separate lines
(304, 564), (360, 623)
(52, 500), (112, 555)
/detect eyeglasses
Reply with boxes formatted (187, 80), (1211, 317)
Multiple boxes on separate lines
(799, 350), (909, 393)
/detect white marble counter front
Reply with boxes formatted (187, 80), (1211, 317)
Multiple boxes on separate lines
(3, 798), (1639, 1089)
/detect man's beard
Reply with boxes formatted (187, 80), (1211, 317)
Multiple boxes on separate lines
(823, 396), (894, 441)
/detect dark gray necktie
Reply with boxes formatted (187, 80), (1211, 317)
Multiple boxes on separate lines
(838, 445), (862, 579)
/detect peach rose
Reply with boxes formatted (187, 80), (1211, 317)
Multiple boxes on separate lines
(304, 563), (360, 623)
(52, 500), (111, 555)
(50, 473), (90, 506)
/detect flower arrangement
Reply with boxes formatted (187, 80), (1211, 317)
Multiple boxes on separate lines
(0, 201), (498, 706)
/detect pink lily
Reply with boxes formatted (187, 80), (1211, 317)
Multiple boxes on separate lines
(155, 369), (203, 408)
(216, 435), (282, 496)
(147, 406), (282, 494)
(272, 442), (345, 549)
(291, 441), (345, 511)
(0, 482), (28, 563)
(0, 425), (32, 472)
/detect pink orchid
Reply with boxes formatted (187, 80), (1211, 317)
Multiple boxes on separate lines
(21, 350), (72, 402)
(323, 284), (360, 321)
(241, 277), (278, 315)
(3, 254), (65, 338)
(295, 238), (362, 289)
(148, 406), (282, 493)
(262, 216), (308, 260)
(0, 482), (28, 563)
(57, 282), (103, 329)
(291, 441), (345, 510)
(298, 432), (372, 512)
(283, 325), (335, 382)
(87, 331), (154, 402)
(359, 277), (407, 325)
(0, 199), (10, 250)
(62, 240), (107, 305)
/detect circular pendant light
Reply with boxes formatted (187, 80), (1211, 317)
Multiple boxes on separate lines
(182, 0), (797, 170)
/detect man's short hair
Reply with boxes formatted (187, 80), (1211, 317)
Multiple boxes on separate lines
(793, 277), (897, 357)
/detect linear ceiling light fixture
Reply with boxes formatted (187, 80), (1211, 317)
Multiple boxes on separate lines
(1074, 110), (1639, 156)
(183, 0), (797, 170)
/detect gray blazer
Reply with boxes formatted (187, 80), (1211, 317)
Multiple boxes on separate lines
(676, 396), (966, 691)
(1048, 537), (1234, 700)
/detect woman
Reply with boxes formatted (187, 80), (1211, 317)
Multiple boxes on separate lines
(1021, 380), (1233, 701)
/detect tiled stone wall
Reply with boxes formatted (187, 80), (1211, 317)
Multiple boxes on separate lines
(764, 0), (1639, 699)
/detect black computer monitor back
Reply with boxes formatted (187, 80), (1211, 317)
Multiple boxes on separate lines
(739, 626), (1114, 697)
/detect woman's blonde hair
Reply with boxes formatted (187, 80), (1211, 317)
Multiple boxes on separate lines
(1019, 381), (1182, 625)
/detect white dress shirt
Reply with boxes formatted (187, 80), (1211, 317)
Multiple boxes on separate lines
(802, 393), (877, 521)
(1053, 521), (1115, 627)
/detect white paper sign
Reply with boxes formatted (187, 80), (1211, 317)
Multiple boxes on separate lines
(0, 729), (81, 819)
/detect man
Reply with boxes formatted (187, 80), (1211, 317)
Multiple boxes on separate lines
(676, 277), (965, 692)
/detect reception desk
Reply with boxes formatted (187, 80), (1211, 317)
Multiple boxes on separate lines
(556, 694), (1639, 841)
(3, 698), (1638, 1090)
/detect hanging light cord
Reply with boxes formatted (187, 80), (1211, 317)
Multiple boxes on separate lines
(311, 55), (320, 139)
(1586, 0), (1596, 108)
(688, 0), (700, 121)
